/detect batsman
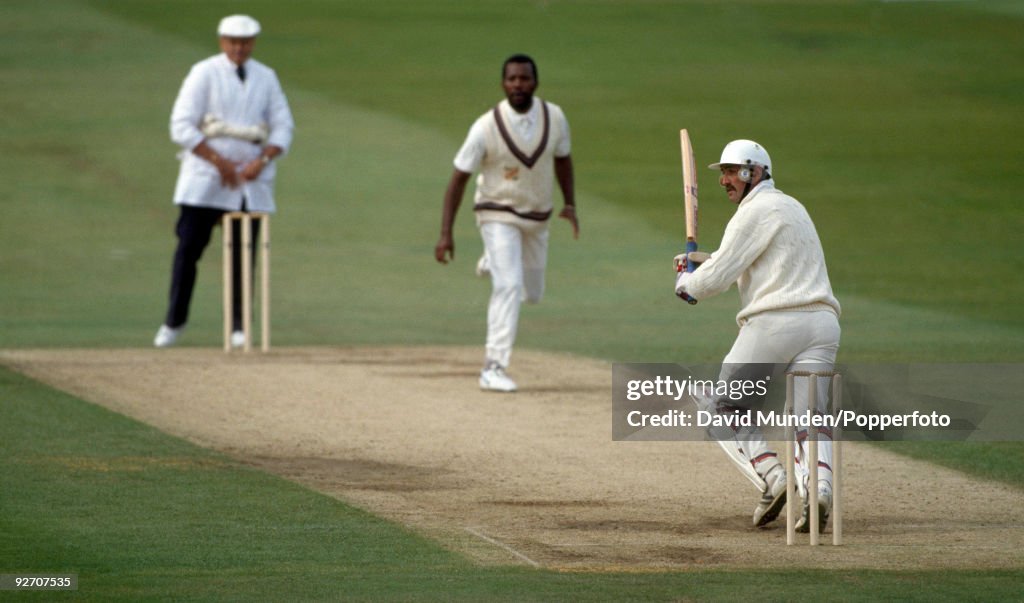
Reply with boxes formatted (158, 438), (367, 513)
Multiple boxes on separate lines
(673, 139), (842, 533)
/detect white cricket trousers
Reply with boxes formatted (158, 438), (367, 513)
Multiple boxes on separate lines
(480, 221), (549, 368)
(721, 310), (841, 489)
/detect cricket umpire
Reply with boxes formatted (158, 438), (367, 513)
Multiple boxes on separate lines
(434, 54), (578, 392)
(674, 140), (841, 532)
(154, 14), (294, 348)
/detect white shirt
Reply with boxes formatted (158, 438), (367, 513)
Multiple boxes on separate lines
(680, 179), (841, 324)
(170, 53), (294, 212)
(454, 97), (571, 174)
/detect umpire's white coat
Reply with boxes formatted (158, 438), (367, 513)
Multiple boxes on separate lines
(170, 53), (294, 213)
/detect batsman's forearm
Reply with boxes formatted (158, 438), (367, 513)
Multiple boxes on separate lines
(680, 261), (732, 301)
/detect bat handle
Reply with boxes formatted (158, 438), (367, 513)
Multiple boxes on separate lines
(685, 240), (699, 272)
(677, 240), (699, 305)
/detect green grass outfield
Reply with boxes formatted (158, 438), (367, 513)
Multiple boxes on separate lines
(1, 0), (1022, 599)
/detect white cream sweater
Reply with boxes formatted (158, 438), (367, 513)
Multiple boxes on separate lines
(682, 180), (841, 325)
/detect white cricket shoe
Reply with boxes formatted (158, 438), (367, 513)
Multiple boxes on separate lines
(153, 324), (184, 348)
(752, 464), (787, 527)
(479, 361), (517, 393)
(796, 481), (832, 534)
(475, 252), (490, 278)
(231, 330), (246, 349)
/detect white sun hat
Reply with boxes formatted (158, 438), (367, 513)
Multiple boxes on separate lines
(217, 15), (261, 38)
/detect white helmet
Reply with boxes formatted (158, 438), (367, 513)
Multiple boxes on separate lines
(708, 139), (772, 176)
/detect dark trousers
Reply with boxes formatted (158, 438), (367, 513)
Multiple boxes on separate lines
(163, 205), (260, 330)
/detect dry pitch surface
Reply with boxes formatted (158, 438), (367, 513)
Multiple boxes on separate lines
(2, 347), (1021, 571)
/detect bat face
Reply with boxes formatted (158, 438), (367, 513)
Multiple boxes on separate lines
(679, 129), (699, 304)
(680, 129), (699, 264)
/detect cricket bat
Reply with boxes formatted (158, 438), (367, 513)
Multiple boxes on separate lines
(677, 128), (699, 305)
